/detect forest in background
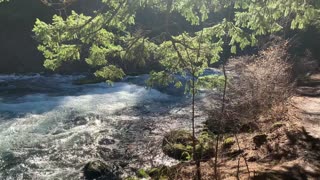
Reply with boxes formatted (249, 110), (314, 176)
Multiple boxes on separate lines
(0, 0), (320, 74)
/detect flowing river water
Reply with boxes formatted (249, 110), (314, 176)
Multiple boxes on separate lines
(0, 74), (212, 180)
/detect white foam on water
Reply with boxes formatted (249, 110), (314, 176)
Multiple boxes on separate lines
(0, 75), (176, 179)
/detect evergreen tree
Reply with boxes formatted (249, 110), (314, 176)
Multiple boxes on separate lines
(32, 0), (320, 178)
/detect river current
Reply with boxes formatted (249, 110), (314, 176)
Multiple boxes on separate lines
(0, 74), (211, 179)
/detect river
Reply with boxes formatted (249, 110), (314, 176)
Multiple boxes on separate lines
(0, 74), (212, 179)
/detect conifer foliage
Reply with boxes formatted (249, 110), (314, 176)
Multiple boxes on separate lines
(32, 0), (320, 82)
(32, 2), (319, 176)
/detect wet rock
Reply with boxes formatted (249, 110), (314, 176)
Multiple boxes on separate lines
(83, 160), (117, 180)
(64, 116), (89, 129)
(97, 147), (112, 159)
(73, 116), (88, 126)
(253, 134), (268, 147)
(118, 161), (129, 168)
(0, 151), (29, 172)
(110, 149), (125, 159)
(162, 130), (193, 160)
(52, 129), (65, 135)
(98, 138), (116, 145)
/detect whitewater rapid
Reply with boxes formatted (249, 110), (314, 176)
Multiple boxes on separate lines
(0, 74), (209, 179)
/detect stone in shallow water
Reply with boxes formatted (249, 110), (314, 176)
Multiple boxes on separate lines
(73, 116), (88, 126)
(52, 129), (66, 135)
(98, 138), (116, 145)
(83, 160), (118, 180)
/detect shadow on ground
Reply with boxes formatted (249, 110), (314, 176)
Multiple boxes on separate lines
(253, 127), (320, 180)
(253, 164), (320, 180)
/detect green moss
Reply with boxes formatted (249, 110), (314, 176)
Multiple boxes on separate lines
(223, 137), (235, 149)
(148, 168), (160, 177)
(162, 129), (215, 161)
(162, 130), (193, 161)
(159, 176), (169, 180)
(181, 151), (192, 160)
(198, 131), (214, 143)
(186, 145), (193, 151)
(163, 143), (192, 161)
(136, 169), (149, 178)
(172, 143), (186, 150)
(147, 166), (170, 179)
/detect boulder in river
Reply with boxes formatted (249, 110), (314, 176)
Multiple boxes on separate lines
(98, 138), (116, 145)
(73, 116), (88, 126)
(83, 160), (118, 180)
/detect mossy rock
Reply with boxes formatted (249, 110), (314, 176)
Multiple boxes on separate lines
(223, 137), (235, 149)
(148, 168), (161, 177)
(83, 160), (117, 180)
(162, 130), (215, 161)
(162, 143), (192, 160)
(147, 166), (170, 180)
(163, 130), (194, 145)
(195, 131), (215, 159)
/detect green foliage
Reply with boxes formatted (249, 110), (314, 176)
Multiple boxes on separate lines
(33, 0), (320, 83)
(136, 169), (149, 178)
(235, 0), (320, 33)
(148, 31), (225, 95)
(94, 65), (125, 83)
(33, 0), (135, 78)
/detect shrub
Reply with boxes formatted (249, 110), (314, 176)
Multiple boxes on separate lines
(208, 41), (294, 133)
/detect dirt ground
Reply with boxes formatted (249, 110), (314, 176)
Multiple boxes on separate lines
(169, 72), (320, 180)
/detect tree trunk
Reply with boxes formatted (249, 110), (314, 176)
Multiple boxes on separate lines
(192, 75), (201, 180)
